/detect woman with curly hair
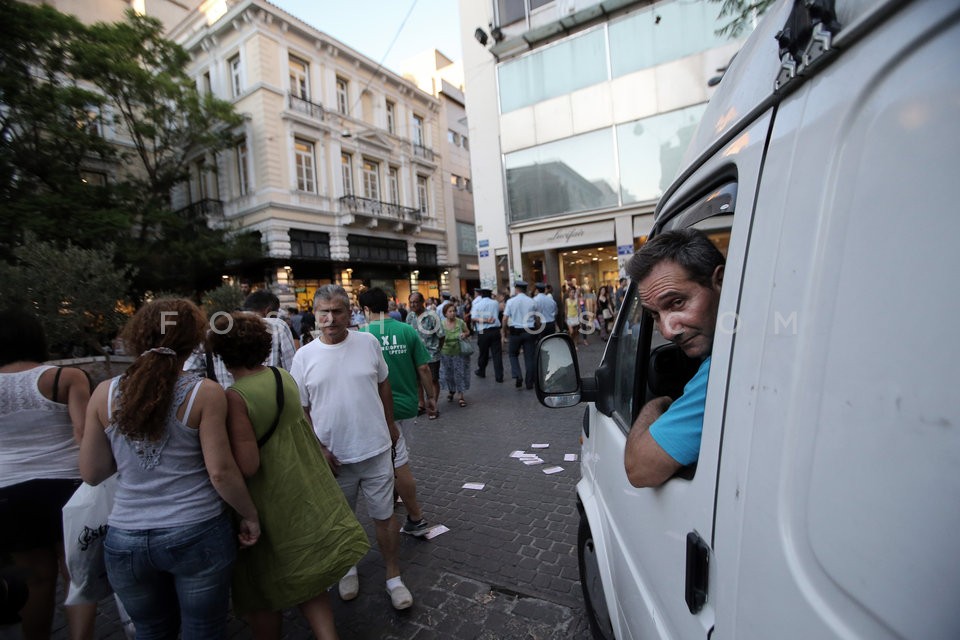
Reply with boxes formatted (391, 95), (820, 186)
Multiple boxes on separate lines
(208, 313), (368, 640)
(0, 309), (97, 640)
(80, 299), (260, 639)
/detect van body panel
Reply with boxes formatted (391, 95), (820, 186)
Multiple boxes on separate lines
(711, 1), (960, 638)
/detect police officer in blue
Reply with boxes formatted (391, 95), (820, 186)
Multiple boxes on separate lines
(501, 279), (538, 389)
(533, 282), (558, 335)
(472, 288), (503, 382)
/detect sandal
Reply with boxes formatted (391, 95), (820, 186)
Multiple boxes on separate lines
(447, 392), (454, 402)
(458, 398), (467, 407)
(428, 411), (439, 420)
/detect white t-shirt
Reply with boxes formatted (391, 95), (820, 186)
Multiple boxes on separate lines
(290, 331), (391, 464)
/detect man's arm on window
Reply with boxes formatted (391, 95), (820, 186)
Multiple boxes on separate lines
(624, 396), (681, 488)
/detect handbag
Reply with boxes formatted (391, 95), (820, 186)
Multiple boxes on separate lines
(602, 307), (613, 320)
(62, 474), (118, 605)
(458, 337), (475, 356)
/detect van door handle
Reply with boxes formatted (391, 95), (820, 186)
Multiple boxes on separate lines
(685, 530), (710, 614)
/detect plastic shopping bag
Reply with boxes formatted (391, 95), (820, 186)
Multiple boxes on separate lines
(62, 476), (117, 605)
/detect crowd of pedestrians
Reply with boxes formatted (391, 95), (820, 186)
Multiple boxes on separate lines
(0, 275), (626, 639)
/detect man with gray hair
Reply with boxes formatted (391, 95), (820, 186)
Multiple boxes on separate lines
(623, 229), (724, 488)
(290, 284), (413, 610)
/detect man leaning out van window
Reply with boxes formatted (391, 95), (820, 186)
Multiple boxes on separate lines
(623, 229), (724, 488)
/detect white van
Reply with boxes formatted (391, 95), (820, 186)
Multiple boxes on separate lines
(535, 1), (960, 638)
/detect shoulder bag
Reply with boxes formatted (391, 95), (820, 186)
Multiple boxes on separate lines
(256, 366), (284, 448)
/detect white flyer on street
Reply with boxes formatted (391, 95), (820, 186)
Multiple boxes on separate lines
(531, 443), (550, 449)
(523, 458), (544, 465)
(509, 451), (525, 458)
(542, 466), (564, 474)
(564, 454), (578, 462)
(424, 525), (450, 540)
(462, 482), (486, 490)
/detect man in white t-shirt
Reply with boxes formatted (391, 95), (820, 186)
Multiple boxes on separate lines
(290, 284), (413, 611)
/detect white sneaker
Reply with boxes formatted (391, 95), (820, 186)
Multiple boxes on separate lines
(387, 581), (413, 610)
(338, 573), (359, 601)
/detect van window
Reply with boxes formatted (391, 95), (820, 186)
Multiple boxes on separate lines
(610, 183), (736, 443)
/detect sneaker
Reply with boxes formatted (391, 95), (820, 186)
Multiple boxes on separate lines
(401, 517), (430, 537)
(338, 573), (359, 601)
(387, 581), (413, 610)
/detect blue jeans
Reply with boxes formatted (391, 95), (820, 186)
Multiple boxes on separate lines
(104, 512), (236, 640)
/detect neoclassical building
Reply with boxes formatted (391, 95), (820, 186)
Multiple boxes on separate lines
(168, 0), (452, 306)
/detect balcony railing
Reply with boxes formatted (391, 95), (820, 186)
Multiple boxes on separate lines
(175, 198), (223, 220)
(289, 94), (325, 121)
(412, 143), (435, 162)
(339, 195), (421, 222)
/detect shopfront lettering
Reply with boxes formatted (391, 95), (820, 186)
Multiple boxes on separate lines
(548, 228), (586, 243)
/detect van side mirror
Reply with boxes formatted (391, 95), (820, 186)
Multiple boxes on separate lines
(535, 334), (583, 408)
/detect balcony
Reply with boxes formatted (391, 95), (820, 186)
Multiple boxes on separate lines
(339, 195), (421, 232)
(412, 143), (435, 163)
(175, 198), (223, 222)
(289, 94), (325, 122)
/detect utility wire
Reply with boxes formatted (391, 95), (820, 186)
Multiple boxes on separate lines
(346, 0), (420, 125)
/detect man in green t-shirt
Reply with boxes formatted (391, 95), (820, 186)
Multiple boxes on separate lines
(359, 288), (437, 537)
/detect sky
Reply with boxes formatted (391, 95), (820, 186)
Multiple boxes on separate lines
(267, 0), (464, 74)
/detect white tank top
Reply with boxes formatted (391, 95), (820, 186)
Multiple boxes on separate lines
(0, 365), (80, 488)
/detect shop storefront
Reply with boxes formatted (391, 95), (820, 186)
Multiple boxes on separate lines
(520, 220), (618, 293)
(228, 229), (449, 310)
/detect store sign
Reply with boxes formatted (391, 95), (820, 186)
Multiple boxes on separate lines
(617, 245), (634, 256)
(521, 221), (615, 252)
(478, 239), (489, 248)
(479, 250), (490, 258)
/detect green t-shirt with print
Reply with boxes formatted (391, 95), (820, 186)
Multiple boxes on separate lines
(361, 317), (431, 420)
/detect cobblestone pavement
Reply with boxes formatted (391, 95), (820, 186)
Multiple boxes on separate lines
(36, 335), (608, 640)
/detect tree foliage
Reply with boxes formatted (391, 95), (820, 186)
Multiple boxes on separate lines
(0, 238), (134, 357)
(0, 0), (258, 296)
(201, 283), (246, 318)
(711, 0), (776, 38)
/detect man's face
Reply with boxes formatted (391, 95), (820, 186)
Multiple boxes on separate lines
(314, 298), (350, 344)
(408, 294), (425, 315)
(637, 260), (723, 359)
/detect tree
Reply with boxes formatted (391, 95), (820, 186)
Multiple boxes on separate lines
(0, 238), (134, 357)
(711, 0), (775, 38)
(0, 1), (260, 296)
(0, 0), (125, 254)
(201, 283), (246, 318)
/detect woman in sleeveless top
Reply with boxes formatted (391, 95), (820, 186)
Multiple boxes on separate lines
(208, 313), (368, 640)
(0, 310), (97, 640)
(565, 287), (586, 346)
(80, 299), (260, 640)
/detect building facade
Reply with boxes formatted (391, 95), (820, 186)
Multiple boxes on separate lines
(399, 50), (479, 297)
(169, 0), (450, 307)
(459, 0), (748, 295)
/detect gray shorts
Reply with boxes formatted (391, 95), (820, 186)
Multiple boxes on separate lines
(393, 419), (414, 468)
(336, 449), (395, 521)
